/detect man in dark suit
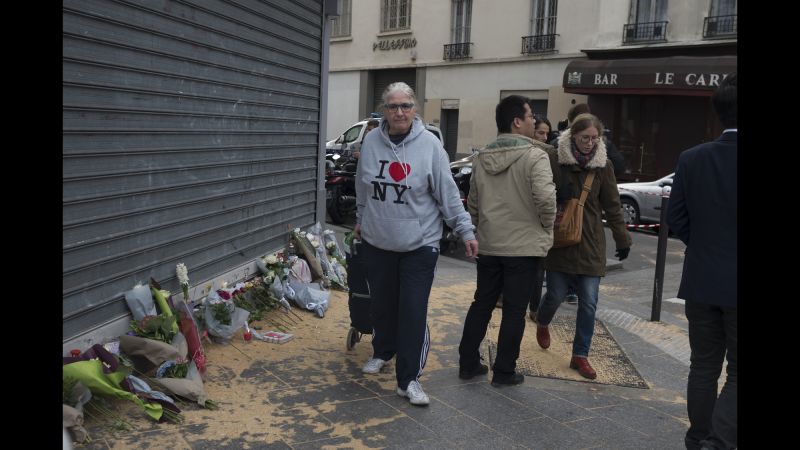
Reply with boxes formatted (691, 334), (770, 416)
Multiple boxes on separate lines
(667, 73), (737, 450)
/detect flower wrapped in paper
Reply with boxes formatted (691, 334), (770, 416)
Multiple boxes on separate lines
(63, 345), (182, 423)
(203, 288), (250, 342)
(290, 228), (324, 281)
(256, 252), (289, 285)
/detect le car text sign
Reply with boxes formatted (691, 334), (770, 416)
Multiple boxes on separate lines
(563, 56), (736, 92)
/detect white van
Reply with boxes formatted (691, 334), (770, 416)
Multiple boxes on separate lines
(326, 118), (443, 154)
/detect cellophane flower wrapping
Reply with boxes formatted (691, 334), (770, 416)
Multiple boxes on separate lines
(203, 288), (250, 342)
(286, 256), (329, 317)
(291, 228), (324, 281)
(124, 283), (157, 322)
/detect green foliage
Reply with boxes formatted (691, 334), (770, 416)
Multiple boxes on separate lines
(163, 361), (189, 379)
(129, 314), (178, 343)
(211, 302), (232, 325)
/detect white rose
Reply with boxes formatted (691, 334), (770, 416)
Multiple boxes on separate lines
(265, 254), (279, 265)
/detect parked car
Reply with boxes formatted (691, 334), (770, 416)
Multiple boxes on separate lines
(617, 173), (674, 225)
(326, 118), (443, 155)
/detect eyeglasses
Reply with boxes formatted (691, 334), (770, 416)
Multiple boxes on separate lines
(384, 103), (415, 112)
(575, 134), (601, 144)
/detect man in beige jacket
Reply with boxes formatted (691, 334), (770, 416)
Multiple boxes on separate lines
(458, 95), (556, 387)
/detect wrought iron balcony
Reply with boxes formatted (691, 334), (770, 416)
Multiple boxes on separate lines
(703, 15), (737, 38)
(443, 42), (472, 60)
(521, 34), (558, 54)
(623, 21), (668, 44)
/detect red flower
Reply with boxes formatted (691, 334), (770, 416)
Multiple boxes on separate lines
(217, 290), (231, 300)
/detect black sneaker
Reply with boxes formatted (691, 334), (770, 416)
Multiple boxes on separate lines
(459, 363), (489, 380)
(491, 372), (524, 387)
(565, 294), (578, 305)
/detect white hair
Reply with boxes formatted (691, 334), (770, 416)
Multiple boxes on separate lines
(382, 81), (417, 104)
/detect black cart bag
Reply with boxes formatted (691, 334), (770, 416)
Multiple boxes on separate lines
(346, 240), (372, 334)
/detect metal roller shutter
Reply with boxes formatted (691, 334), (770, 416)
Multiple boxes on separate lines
(63, 0), (324, 342)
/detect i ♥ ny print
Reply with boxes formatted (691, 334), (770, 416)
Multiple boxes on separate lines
(388, 162), (411, 182)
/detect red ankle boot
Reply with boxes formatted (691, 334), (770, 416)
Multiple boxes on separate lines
(536, 324), (550, 349)
(570, 356), (597, 379)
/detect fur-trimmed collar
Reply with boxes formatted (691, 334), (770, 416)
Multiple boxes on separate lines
(556, 129), (607, 169)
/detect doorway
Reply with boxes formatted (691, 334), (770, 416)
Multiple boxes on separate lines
(618, 96), (662, 181)
(440, 108), (459, 161)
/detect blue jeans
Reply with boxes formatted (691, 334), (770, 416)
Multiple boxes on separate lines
(536, 271), (601, 358)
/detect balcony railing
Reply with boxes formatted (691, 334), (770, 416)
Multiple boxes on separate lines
(521, 34), (558, 54)
(623, 21), (668, 44)
(703, 15), (737, 38)
(443, 42), (473, 60)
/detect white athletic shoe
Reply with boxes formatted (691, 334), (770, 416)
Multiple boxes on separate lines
(396, 380), (430, 406)
(362, 358), (388, 374)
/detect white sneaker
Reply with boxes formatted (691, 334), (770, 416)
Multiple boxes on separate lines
(396, 380), (430, 406)
(362, 358), (388, 374)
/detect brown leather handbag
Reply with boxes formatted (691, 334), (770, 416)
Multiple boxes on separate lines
(552, 171), (595, 248)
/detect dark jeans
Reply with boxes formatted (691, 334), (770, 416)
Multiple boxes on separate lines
(459, 255), (542, 376)
(685, 302), (737, 450)
(529, 265), (545, 313)
(361, 240), (439, 390)
(529, 270), (578, 313)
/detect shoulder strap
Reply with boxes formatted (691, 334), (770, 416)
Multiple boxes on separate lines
(577, 172), (595, 206)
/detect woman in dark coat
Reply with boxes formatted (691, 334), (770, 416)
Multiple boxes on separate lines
(534, 113), (632, 379)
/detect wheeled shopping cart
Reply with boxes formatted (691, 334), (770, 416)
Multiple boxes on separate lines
(345, 240), (372, 350)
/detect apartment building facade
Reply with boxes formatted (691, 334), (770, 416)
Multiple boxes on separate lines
(327, 0), (736, 181)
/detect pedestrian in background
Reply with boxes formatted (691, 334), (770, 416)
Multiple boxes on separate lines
(352, 118), (380, 160)
(528, 113), (560, 322)
(667, 73), (737, 450)
(458, 95), (555, 387)
(354, 82), (478, 406)
(534, 113), (631, 380)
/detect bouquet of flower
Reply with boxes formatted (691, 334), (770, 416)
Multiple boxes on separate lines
(176, 263), (190, 303)
(257, 253), (289, 286)
(210, 289), (234, 325)
(290, 228), (325, 281)
(129, 314), (178, 344)
(202, 287), (250, 341)
(149, 278), (178, 333)
(323, 229), (346, 262)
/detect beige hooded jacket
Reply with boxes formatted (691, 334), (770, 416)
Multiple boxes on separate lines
(467, 134), (556, 256)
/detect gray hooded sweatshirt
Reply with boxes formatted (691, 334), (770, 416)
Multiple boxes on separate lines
(355, 116), (475, 252)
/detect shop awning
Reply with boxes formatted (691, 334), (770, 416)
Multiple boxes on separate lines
(562, 55), (736, 96)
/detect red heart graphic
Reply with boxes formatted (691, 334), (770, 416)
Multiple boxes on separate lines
(388, 162), (411, 182)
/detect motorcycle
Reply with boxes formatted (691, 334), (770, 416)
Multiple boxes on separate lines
(325, 153), (358, 224)
(440, 149), (479, 252)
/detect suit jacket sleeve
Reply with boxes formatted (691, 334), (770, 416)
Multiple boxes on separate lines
(666, 155), (690, 245)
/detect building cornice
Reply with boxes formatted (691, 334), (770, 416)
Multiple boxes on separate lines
(329, 52), (586, 73)
(581, 40), (737, 59)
